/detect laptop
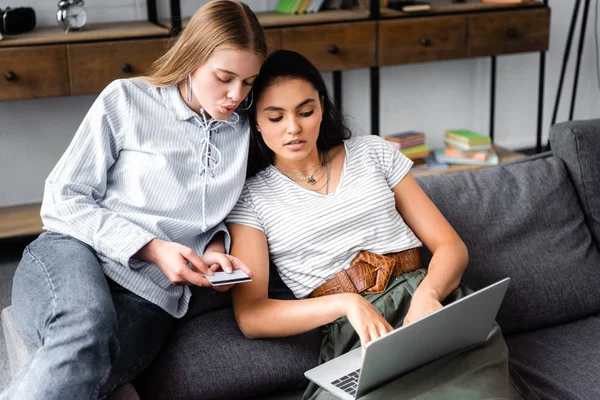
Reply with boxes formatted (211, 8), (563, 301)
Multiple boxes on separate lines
(304, 277), (510, 400)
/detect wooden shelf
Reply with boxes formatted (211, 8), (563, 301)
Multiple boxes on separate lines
(411, 146), (526, 177)
(0, 204), (43, 240)
(380, 0), (544, 18)
(0, 21), (169, 48)
(162, 9), (371, 30)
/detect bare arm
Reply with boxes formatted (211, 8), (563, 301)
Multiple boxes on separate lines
(229, 223), (391, 346)
(393, 173), (468, 322)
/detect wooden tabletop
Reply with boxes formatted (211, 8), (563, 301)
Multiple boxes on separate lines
(0, 21), (169, 47)
(0, 204), (43, 240)
(380, 0), (544, 18)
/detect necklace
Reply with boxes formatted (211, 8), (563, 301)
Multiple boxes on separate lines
(307, 156), (330, 194)
(285, 163), (325, 185)
(278, 153), (326, 186)
(278, 152), (331, 194)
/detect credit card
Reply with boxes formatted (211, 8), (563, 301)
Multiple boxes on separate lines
(203, 270), (252, 286)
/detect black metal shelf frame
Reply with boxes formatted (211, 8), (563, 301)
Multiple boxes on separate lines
(146, 0), (182, 35)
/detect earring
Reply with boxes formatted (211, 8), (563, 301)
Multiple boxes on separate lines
(187, 74), (193, 104)
(238, 91), (253, 111)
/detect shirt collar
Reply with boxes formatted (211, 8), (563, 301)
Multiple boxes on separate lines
(161, 84), (197, 121)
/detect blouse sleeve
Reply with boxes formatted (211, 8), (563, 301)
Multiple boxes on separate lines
(41, 80), (156, 267)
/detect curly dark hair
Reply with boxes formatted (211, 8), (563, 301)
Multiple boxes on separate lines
(246, 50), (352, 178)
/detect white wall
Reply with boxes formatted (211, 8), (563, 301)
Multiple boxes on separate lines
(0, 0), (599, 207)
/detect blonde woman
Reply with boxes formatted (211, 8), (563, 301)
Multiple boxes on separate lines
(2, 1), (264, 399)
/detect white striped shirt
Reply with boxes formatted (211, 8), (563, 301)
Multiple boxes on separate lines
(41, 78), (250, 317)
(226, 135), (422, 298)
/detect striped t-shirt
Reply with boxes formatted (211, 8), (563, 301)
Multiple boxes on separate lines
(226, 135), (423, 298)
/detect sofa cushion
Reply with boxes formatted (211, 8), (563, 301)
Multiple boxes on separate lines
(506, 314), (600, 400)
(550, 118), (600, 247)
(416, 155), (600, 335)
(136, 307), (321, 400)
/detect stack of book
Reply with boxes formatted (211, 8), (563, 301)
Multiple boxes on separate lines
(384, 131), (432, 161)
(411, 154), (450, 173)
(434, 129), (498, 166)
(275, 0), (365, 14)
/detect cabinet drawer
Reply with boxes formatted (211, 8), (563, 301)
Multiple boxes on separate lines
(281, 21), (376, 72)
(379, 16), (466, 66)
(68, 38), (169, 95)
(0, 46), (69, 101)
(265, 29), (282, 54)
(467, 8), (550, 57)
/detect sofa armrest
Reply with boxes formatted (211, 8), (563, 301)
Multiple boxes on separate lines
(550, 118), (600, 246)
(1, 306), (37, 378)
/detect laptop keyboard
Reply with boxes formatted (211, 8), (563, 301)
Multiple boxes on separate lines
(331, 368), (361, 397)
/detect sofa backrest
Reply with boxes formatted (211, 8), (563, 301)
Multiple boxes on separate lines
(416, 149), (600, 335)
(550, 118), (600, 249)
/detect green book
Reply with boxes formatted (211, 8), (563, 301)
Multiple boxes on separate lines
(400, 144), (430, 156)
(276, 0), (297, 14)
(445, 129), (491, 146)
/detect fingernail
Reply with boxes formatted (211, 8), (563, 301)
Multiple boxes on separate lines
(226, 268), (232, 273)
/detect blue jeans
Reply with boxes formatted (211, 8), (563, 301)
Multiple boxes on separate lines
(1, 231), (174, 400)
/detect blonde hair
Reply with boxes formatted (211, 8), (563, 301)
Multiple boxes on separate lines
(142, 0), (266, 87)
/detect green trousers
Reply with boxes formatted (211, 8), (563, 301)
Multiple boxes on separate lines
(303, 269), (538, 400)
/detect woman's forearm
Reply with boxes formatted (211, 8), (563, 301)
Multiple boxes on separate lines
(419, 240), (468, 302)
(235, 293), (352, 339)
(204, 232), (225, 254)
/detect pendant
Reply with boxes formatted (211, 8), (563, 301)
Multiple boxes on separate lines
(307, 177), (316, 185)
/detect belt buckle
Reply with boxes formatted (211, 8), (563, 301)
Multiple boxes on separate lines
(364, 260), (394, 294)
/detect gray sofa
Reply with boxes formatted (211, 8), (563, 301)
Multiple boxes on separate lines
(3, 118), (600, 399)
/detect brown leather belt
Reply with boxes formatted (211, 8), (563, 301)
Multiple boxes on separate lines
(308, 248), (422, 298)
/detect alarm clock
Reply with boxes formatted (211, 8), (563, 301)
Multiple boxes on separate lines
(57, 0), (87, 33)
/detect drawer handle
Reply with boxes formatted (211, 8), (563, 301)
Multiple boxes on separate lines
(327, 45), (340, 55)
(506, 28), (518, 39)
(122, 63), (133, 73)
(420, 38), (432, 47)
(4, 71), (16, 81)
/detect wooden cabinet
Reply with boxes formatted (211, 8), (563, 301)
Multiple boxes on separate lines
(68, 38), (169, 95)
(0, 6), (550, 101)
(0, 45), (69, 101)
(467, 8), (550, 57)
(379, 16), (466, 66)
(265, 29), (282, 54)
(281, 21), (376, 71)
